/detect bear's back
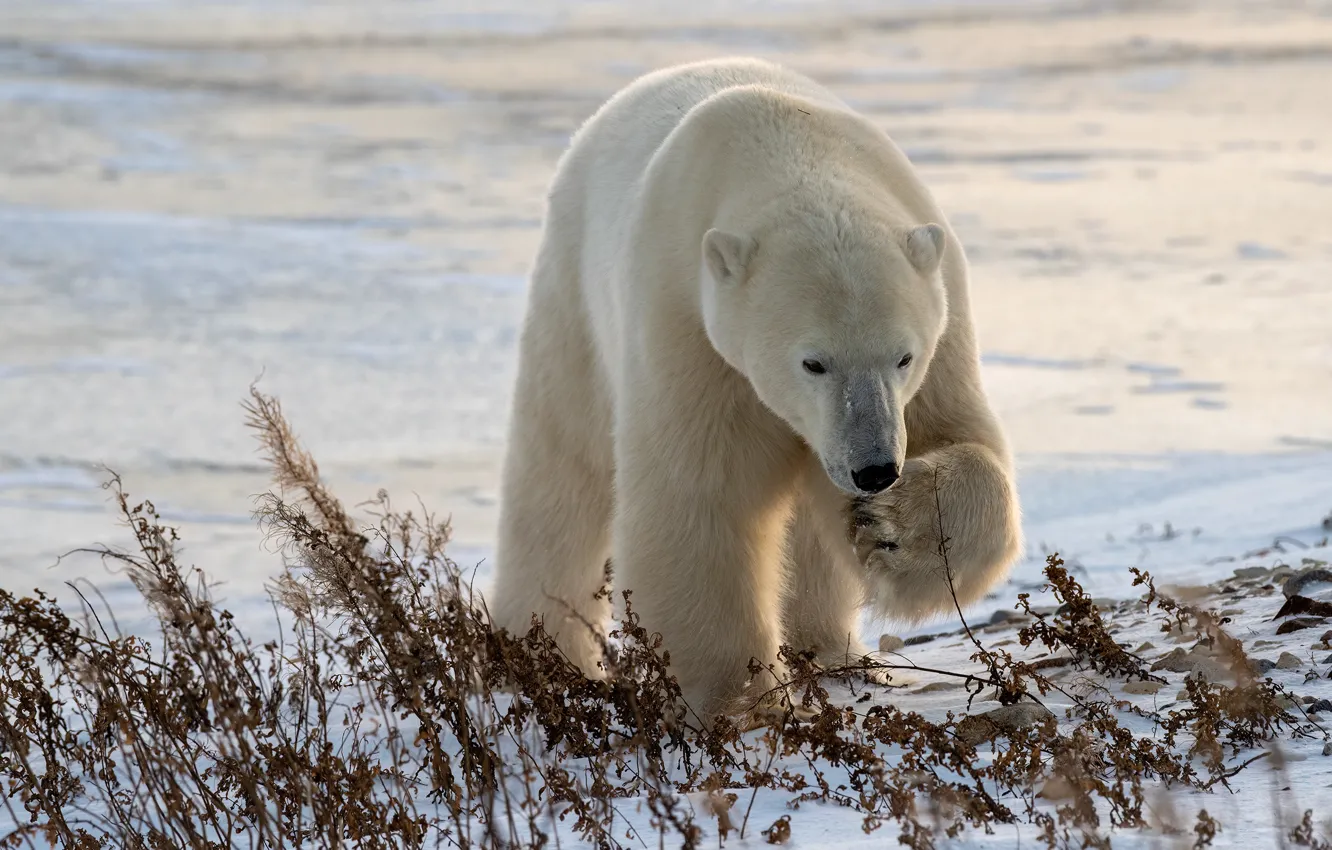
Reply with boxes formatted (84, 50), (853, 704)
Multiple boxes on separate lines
(544, 58), (848, 380)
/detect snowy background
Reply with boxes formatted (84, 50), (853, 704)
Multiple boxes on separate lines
(2, 0), (1330, 645)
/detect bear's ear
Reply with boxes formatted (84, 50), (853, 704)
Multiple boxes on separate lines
(703, 229), (757, 285)
(904, 223), (946, 275)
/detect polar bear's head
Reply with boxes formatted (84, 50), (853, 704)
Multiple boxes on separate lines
(701, 207), (949, 496)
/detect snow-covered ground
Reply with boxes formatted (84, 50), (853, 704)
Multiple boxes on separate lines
(1, 0), (1330, 843)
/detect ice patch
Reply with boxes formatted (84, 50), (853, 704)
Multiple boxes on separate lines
(1132, 379), (1226, 395)
(1012, 167), (1089, 183)
(1124, 362), (1181, 376)
(0, 465), (100, 492)
(1289, 170), (1332, 186)
(0, 357), (156, 379)
(1114, 67), (1187, 94)
(983, 353), (1098, 370)
(1236, 241), (1287, 260)
(0, 497), (105, 514)
(843, 67), (952, 84)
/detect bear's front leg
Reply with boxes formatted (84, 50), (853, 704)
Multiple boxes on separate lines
(848, 442), (1020, 622)
(612, 396), (803, 727)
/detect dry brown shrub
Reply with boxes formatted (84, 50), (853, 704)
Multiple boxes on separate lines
(0, 388), (1323, 849)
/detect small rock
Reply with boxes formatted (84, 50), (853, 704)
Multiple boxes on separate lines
(956, 703), (1055, 746)
(1303, 695), (1317, 704)
(1133, 641), (1155, 653)
(1308, 698), (1332, 714)
(1323, 654), (1332, 665)
(1123, 680), (1166, 695)
(1276, 652), (1303, 670)
(1152, 648), (1191, 673)
(1323, 742), (1332, 757)
(1218, 608), (1243, 617)
(1250, 658), (1277, 675)
(1194, 659), (1236, 682)
(1276, 617), (1325, 635)
(1165, 622), (1194, 642)
(1276, 596), (1332, 618)
(913, 681), (964, 694)
(1234, 566), (1269, 580)
(1321, 630), (1332, 644)
(904, 633), (939, 647)
(1150, 647), (1230, 680)
(989, 609), (1020, 625)
(878, 634), (905, 653)
(1176, 688), (1190, 700)
(1284, 568), (1332, 598)
(1038, 776), (1077, 801)
(1252, 639), (1281, 648)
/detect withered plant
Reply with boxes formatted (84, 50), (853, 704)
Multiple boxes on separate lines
(0, 388), (1324, 849)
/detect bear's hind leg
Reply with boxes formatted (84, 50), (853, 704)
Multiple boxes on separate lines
(489, 270), (614, 680)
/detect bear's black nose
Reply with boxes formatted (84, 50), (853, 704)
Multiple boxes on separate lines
(852, 463), (899, 494)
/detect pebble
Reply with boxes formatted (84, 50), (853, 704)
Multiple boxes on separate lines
(1308, 698), (1332, 714)
(1276, 617), (1326, 635)
(913, 681), (964, 693)
(1122, 680), (1166, 695)
(1151, 647), (1233, 681)
(1133, 641), (1155, 653)
(956, 703), (1055, 746)
(1234, 566), (1269, 580)
(989, 609), (1021, 625)
(1276, 652), (1303, 670)
(878, 634), (905, 653)
(1284, 568), (1332, 598)
(1321, 630), (1332, 644)
(1250, 658), (1277, 675)
(904, 633), (940, 647)
(1324, 742), (1332, 757)
(1152, 648), (1191, 673)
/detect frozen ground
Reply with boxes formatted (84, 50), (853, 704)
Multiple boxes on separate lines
(1, 0), (1331, 843)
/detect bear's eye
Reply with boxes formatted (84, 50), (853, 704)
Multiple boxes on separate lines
(802, 359), (827, 375)
(897, 354), (913, 369)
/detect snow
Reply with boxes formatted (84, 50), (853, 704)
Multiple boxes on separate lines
(2, 0), (1331, 844)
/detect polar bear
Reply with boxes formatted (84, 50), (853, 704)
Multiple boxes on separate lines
(489, 57), (1021, 723)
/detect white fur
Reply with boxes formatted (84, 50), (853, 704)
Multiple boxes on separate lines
(489, 58), (1022, 723)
